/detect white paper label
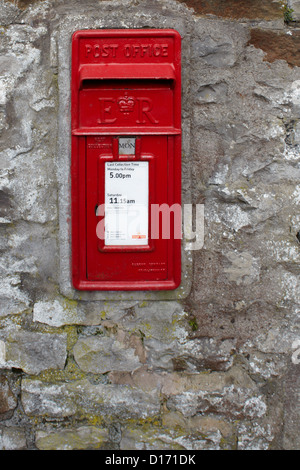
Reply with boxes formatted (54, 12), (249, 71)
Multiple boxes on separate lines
(119, 137), (136, 155)
(105, 161), (149, 245)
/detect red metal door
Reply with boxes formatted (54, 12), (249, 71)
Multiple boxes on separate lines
(71, 29), (181, 291)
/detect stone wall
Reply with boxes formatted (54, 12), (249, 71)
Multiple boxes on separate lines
(0, 0), (299, 450)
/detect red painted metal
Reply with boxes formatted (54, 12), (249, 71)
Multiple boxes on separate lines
(71, 29), (181, 290)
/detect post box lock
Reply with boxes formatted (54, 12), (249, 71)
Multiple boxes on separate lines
(71, 29), (181, 291)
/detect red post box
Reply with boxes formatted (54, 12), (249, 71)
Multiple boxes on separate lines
(71, 29), (181, 290)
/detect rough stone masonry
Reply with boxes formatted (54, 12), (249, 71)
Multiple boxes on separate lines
(0, 0), (299, 450)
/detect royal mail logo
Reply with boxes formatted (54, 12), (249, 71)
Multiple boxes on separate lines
(98, 96), (159, 125)
(117, 95), (136, 115)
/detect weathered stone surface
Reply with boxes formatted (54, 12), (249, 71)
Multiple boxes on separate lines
(163, 367), (266, 420)
(0, 376), (17, 421)
(21, 378), (161, 420)
(196, 81), (228, 104)
(167, 386), (267, 420)
(178, 0), (284, 20)
(109, 367), (162, 391)
(0, 3), (20, 25)
(4, 0), (47, 10)
(111, 366), (266, 424)
(33, 298), (80, 327)
(121, 422), (226, 450)
(3, 222), (58, 303)
(0, 341), (5, 366)
(177, 337), (236, 372)
(73, 334), (144, 374)
(246, 351), (288, 380)
(0, 426), (27, 450)
(21, 380), (76, 418)
(0, 328), (67, 375)
(0, 275), (31, 317)
(121, 411), (236, 450)
(192, 19), (248, 70)
(192, 36), (237, 68)
(121, 411), (237, 451)
(288, 0), (300, 21)
(237, 422), (274, 450)
(97, 301), (236, 372)
(282, 364), (300, 449)
(33, 298), (138, 327)
(249, 30), (300, 67)
(36, 426), (109, 450)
